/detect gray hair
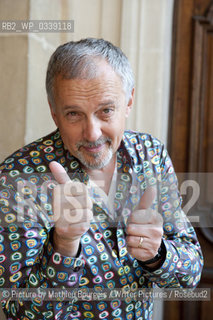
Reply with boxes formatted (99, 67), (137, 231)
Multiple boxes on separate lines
(46, 38), (134, 106)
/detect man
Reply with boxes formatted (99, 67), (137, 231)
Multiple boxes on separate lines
(0, 38), (203, 319)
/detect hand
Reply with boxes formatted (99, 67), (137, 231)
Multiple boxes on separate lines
(49, 161), (93, 257)
(126, 187), (163, 265)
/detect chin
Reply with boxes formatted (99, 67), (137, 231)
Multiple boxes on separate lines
(78, 150), (113, 170)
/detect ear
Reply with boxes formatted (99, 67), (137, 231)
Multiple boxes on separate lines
(48, 100), (59, 127)
(125, 88), (134, 118)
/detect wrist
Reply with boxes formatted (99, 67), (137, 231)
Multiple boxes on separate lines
(53, 230), (80, 257)
(140, 239), (166, 268)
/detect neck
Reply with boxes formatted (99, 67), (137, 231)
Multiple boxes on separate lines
(85, 155), (117, 194)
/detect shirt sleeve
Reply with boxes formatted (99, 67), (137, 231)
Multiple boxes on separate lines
(141, 146), (204, 288)
(0, 174), (84, 317)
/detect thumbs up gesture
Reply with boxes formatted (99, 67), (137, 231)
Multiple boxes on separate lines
(126, 187), (163, 264)
(49, 161), (93, 257)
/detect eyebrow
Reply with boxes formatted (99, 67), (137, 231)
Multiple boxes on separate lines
(63, 105), (81, 111)
(98, 100), (115, 107)
(63, 100), (115, 111)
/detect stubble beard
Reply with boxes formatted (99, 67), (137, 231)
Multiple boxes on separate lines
(75, 137), (114, 170)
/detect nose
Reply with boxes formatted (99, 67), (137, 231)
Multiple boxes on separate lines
(83, 116), (102, 142)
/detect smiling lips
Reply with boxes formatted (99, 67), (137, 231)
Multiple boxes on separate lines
(82, 143), (106, 153)
(78, 137), (111, 154)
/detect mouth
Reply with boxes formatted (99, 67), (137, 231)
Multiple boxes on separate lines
(75, 138), (113, 169)
(77, 137), (111, 155)
(81, 143), (106, 153)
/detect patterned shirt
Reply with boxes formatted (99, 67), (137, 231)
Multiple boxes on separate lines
(0, 129), (203, 320)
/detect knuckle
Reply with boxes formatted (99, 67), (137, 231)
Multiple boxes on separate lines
(156, 225), (163, 236)
(159, 228), (164, 238)
(151, 212), (163, 226)
(86, 196), (93, 209)
(64, 181), (85, 196)
(126, 225), (133, 235)
(152, 227), (163, 238)
(126, 235), (132, 245)
(87, 209), (93, 220)
(79, 223), (90, 235)
(127, 246), (134, 255)
(53, 184), (61, 197)
(55, 225), (69, 235)
(155, 212), (163, 224)
(149, 209), (156, 220)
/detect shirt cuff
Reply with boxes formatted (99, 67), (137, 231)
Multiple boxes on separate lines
(40, 228), (85, 287)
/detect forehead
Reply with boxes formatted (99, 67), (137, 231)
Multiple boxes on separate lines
(54, 60), (124, 100)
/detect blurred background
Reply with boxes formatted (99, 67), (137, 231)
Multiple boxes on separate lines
(0, 0), (213, 319)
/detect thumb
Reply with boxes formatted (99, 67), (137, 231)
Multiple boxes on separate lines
(137, 186), (156, 210)
(49, 161), (71, 184)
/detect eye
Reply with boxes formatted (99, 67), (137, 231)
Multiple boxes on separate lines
(66, 111), (81, 122)
(103, 108), (111, 113)
(68, 111), (78, 117)
(101, 107), (114, 117)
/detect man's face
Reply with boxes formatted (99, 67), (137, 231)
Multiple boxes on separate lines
(50, 61), (133, 170)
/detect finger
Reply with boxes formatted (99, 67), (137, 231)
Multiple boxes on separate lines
(64, 208), (93, 224)
(128, 209), (153, 224)
(58, 208), (93, 224)
(128, 209), (163, 225)
(126, 235), (147, 248)
(126, 224), (163, 237)
(126, 236), (161, 261)
(64, 194), (93, 209)
(52, 189), (93, 221)
(127, 247), (156, 262)
(55, 221), (91, 240)
(49, 161), (70, 184)
(137, 186), (156, 210)
(64, 181), (89, 197)
(126, 223), (152, 235)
